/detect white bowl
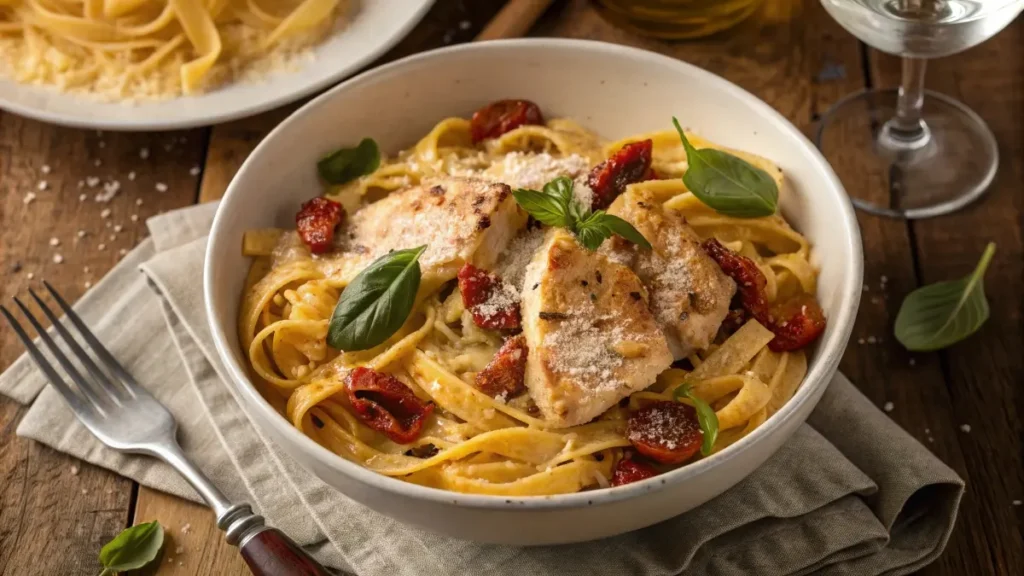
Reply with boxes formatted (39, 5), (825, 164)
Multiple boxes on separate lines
(205, 39), (863, 545)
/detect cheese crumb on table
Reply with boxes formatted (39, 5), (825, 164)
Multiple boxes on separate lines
(883, 401), (894, 412)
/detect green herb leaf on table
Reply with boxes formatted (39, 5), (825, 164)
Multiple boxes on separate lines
(672, 117), (778, 218)
(673, 384), (720, 456)
(328, 246), (426, 352)
(317, 138), (381, 185)
(894, 242), (996, 351)
(98, 521), (164, 576)
(513, 177), (650, 251)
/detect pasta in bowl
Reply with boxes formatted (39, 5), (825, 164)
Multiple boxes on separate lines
(205, 39), (861, 544)
(238, 102), (825, 497)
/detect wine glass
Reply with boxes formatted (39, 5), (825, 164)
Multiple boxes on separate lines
(817, 0), (1024, 219)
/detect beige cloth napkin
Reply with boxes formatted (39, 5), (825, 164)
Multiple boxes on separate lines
(1, 202), (965, 576)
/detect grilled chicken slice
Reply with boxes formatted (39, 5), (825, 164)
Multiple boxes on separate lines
(521, 230), (673, 428)
(315, 177), (527, 285)
(603, 188), (736, 359)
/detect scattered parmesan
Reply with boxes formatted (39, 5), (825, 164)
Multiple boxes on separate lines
(959, 424), (971, 433)
(52, 254), (63, 264)
(49, 237), (59, 246)
(155, 182), (168, 193)
(883, 401), (894, 412)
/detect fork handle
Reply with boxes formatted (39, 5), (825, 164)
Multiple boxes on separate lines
(239, 528), (333, 576)
(220, 503), (332, 576)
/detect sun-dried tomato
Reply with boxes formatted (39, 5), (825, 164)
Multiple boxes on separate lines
(587, 139), (654, 209)
(296, 197), (345, 254)
(457, 263), (521, 331)
(767, 293), (827, 352)
(626, 401), (703, 465)
(701, 238), (770, 322)
(474, 335), (528, 399)
(610, 457), (659, 487)
(469, 99), (544, 143)
(345, 367), (433, 444)
(702, 238), (826, 351)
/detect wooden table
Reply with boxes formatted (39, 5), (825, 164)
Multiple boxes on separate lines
(1, 1), (1020, 574)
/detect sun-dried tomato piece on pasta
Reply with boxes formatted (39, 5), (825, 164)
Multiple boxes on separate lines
(610, 457), (659, 487)
(587, 139), (654, 209)
(702, 238), (826, 351)
(767, 293), (827, 352)
(296, 197), (345, 254)
(701, 238), (770, 322)
(626, 401), (703, 465)
(457, 263), (521, 331)
(344, 367), (433, 444)
(474, 335), (528, 400)
(469, 99), (544, 143)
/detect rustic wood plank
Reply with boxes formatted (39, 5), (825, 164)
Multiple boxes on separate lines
(869, 19), (1024, 575)
(0, 112), (206, 575)
(134, 487), (249, 576)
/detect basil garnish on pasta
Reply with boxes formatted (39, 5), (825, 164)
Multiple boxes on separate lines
(513, 176), (651, 251)
(672, 117), (778, 218)
(673, 384), (720, 456)
(317, 138), (381, 185)
(98, 521), (164, 576)
(327, 246), (426, 351)
(895, 242), (995, 351)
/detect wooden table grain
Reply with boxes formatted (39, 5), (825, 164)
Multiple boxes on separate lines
(1, 1), (1020, 575)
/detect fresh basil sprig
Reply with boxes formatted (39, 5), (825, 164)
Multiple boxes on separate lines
(317, 138), (380, 185)
(895, 242), (996, 351)
(673, 384), (719, 456)
(512, 176), (651, 251)
(672, 117), (778, 218)
(328, 246), (426, 351)
(98, 521), (164, 576)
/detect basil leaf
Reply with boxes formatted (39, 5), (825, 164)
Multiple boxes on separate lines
(672, 117), (778, 218)
(542, 176), (575, 208)
(317, 138), (380, 185)
(575, 211), (652, 252)
(328, 246), (425, 351)
(895, 243), (995, 351)
(98, 521), (164, 575)
(515, 178), (651, 252)
(673, 385), (719, 456)
(575, 223), (607, 251)
(513, 188), (573, 228)
(591, 213), (652, 250)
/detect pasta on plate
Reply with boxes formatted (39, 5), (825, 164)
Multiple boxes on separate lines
(0, 0), (349, 100)
(238, 100), (827, 496)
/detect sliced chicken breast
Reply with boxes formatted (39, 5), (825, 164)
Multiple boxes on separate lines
(604, 188), (736, 359)
(521, 230), (673, 428)
(316, 177), (527, 284)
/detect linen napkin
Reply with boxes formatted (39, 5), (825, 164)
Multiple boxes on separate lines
(0, 202), (965, 576)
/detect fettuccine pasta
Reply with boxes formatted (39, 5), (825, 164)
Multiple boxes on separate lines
(0, 0), (349, 100)
(238, 106), (821, 496)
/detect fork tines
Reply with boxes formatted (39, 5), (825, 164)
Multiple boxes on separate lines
(1, 281), (136, 417)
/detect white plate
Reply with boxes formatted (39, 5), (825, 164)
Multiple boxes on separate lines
(0, 0), (434, 131)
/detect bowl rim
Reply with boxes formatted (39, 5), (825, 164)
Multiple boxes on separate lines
(204, 38), (863, 511)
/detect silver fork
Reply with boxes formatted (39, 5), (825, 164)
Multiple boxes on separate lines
(2, 282), (331, 576)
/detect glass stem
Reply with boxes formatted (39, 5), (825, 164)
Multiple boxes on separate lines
(880, 56), (931, 152)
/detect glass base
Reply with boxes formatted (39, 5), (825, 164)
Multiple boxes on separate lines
(815, 89), (998, 219)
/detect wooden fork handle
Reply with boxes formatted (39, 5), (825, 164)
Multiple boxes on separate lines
(239, 528), (333, 576)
